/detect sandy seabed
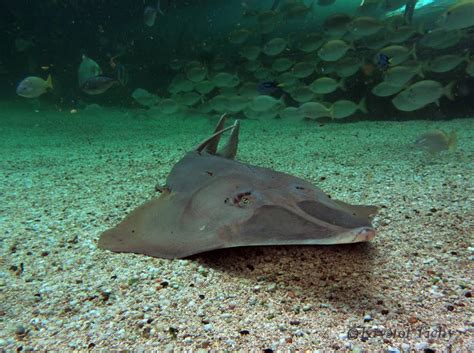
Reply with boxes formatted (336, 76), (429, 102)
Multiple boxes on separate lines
(0, 102), (472, 352)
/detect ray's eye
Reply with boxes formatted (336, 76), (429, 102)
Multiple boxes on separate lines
(240, 197), (250, 206)
(233, 191), (253, 207)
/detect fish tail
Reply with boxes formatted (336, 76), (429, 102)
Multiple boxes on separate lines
(329, 105), (335, 120)
(358, 97), (368, 114)
(444, 81), (455, 100)
(349, 39), (355, 51)
(117, 64), (128, 86)
(417, 22), (425, 36)
(448, 130), (457, 150)
(46, 74), (53, 89)
(157, 0), (164, 15)
(339, 78), (346, 91)
(463, 51), (470, 63)
(411, 42), (417, 61)
(417, 63), (425, 78)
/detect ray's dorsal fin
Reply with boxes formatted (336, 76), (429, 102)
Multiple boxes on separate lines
(196, 113), (239, 155)
(205, 113), (227, 154)
(195, 124), (234, 154)
(217, 119), (240, 159)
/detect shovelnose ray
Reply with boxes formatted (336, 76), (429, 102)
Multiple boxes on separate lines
(98, 114), (378, 259)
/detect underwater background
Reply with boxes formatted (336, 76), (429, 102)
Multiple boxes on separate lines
(1, 0), (473, 351)
(1, 0), (474, 119)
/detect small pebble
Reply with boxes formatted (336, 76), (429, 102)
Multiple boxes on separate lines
(203, 324), (213, 332)
(267, 283), (277, 292)
(15, 325), (26, 336)
(225, 339), (236, 346)
(197, 266), (208, 276)
(294, 330), (304, 337)
(339, 333), (347, 340)
(414, 342), (428, 350)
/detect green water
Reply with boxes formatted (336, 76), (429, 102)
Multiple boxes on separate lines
(1, 0), (473, 351)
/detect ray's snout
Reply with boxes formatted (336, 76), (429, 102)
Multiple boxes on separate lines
(353, 227), (377, 242)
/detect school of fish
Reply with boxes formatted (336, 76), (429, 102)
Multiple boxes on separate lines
(17, 0), (474, 122)
(130, 0), (474, 120)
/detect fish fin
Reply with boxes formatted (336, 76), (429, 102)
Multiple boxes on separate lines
(46, 74), (53, 89)
(463, 51), (470, 63)
(157, 0), (164, 15)
(218, 120), (240, 159)
(339, 78), (346, 91)
(196, 117), (234, 153)
(205, 113), (227, 154)
(349, 40), (356, 51)
(448, 130), (457, 150)
(329, 106), (335, 120)
(444, 81), (455, 101)
(411, 42), (417, 61)
(358, 97), (368, 114)
(417, 22), (425, 36)
(117, 64), (128, 86)
(417, 64), (425, 78)
(278, 95), (286, 107)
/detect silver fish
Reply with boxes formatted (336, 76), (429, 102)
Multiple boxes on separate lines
(144, 0), (164, 27)
(81, 76), (118, 95)
(16, 75), (53, 98)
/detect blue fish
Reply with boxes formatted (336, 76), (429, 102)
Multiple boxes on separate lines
(377, 53), (390, 71)
(257, 80), (284, 95)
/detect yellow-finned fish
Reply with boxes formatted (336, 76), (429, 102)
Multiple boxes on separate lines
(16, 75), (53, 98)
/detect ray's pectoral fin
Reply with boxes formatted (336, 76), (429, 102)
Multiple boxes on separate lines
(98, 190), (186, 258)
